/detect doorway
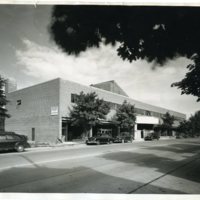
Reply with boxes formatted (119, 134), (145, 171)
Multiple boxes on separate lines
(32, 128), (35, 141)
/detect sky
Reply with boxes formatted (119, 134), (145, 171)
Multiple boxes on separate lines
(0, 5), (199, 118)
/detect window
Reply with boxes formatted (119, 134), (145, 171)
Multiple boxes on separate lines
(0, 135), (6, 140)
(105, 101), (120, 110)
(109, 102), (117, 110)
(151, 111), (161, 118)
(16, 99), (21, 105)
(71, 94), (79, 103)
(135, 108), (145, 115)
(145, 110), (152, 116)
(6, 135), (15, 140)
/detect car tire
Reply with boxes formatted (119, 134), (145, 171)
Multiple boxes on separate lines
(109, 140), (113, 144)
(16, 144), (24, 152)
(96, 140), (100, 145)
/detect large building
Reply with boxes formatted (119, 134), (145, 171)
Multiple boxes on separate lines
(5, 78), (186, 143)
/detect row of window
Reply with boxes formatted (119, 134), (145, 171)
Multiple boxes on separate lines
(105, 101), (120, 110)
(135, 108), (165, 118)
(71, 93), (167, 119)
(71, 94), (122, 110)
(15, 94), (173, 120)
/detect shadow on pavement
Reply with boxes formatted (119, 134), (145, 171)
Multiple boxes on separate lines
(101, 149), (200, 184)
(0, 165), (185, 194)
(143, 143), (200, 154)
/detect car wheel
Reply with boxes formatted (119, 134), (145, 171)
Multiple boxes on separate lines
(16, 144), (24, 152)
(109, 140), (113, 144)
(96, 140), (100, 145)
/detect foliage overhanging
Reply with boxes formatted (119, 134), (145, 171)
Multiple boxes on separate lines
(50, 6), (200, 101)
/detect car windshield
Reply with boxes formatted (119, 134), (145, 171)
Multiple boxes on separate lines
(0, 135), (6, 140)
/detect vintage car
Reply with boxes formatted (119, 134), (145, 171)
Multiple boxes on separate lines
(0, 132), (29, 152)
(113, 136), (123, 143)
(144, 132), (160, 141)
(86, 133), (114, 145)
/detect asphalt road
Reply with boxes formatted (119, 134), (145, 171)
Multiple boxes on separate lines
(0, 138), (200, 194)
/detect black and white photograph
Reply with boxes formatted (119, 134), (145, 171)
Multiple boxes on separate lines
(0, 1), (200, 199)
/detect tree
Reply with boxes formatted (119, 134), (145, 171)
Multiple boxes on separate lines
(112, 100), (136, 136)
(176, 120), (191, 136)
(50, 6), (200, 101)
(177, 111), (200, 137)
(171, 55), (200, 101)
(0, 76), (10, 132)
(160, 112), (175, 136)
(188, 111), (200, 136)
(70, 91), (110, 138)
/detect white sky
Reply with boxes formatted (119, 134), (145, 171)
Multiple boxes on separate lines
(0, 5), (199, 118)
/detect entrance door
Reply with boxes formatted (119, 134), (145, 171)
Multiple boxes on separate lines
(62, 122), (68, 141)
(141, 130), (144, 138)
(32, 128), (35, 141)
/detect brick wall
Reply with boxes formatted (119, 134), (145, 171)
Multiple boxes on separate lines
(5, 78), (60, 143)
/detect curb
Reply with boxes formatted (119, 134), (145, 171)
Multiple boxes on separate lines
(26, 143), (87, 152)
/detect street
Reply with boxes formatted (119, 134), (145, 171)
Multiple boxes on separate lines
(0, 138), (200, 194)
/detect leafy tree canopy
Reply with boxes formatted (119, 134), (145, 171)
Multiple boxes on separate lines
(162, 112), (175, 127)
(160, 112), (175, 134)
(70, 91), (110, 133)
(112, 100), (136, 132)
(50, 6), (200, 101)
(177, 110), (200, 136)
(188, 110), (200, 135)
(177, 120), (191, 134)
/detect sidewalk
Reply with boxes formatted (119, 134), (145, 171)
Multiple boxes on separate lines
(25, 140), (137, 152)
(26, 141), (87, 152)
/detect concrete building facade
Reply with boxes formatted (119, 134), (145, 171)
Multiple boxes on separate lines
(5, 78), (186, 143)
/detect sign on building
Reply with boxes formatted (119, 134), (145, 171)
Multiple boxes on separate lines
(51, 106), (58, 116)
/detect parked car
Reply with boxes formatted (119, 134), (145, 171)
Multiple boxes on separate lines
(182, 134), (188, 138)
(176, 135), (181, 139)
(113, 132), (133, 143)
(0, 132), (29, 152)
(121, 132), (132, 142)
(113, 136), (123, 143)
(144, 132), (160, 141)
(86, 133), (114, 145)
(144, 135), (154, 141)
